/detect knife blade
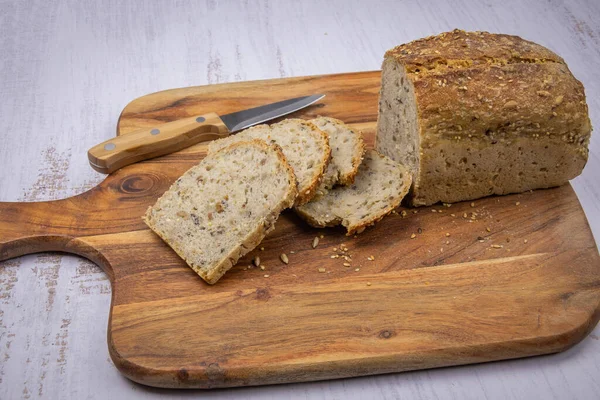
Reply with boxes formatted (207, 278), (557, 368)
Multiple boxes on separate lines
(88, 94), (325, 174)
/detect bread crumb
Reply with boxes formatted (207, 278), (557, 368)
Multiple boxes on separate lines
(366, 282), (372, 286)
(463, 213), (468, 218)
(318, 267), (326, 273)
(401, 210), (408, 217)
(446, 240), (450, 245)
(445, 232), (450, 237)
(260, 265), (265, 271)
(524, 239), (528, 243)
(280, 253), (289, 264)
(411, 233), (417, 239)
(260, 247), (265, 251)
(333, 247), (338, 251)
(412, 210), (418, 214)
(470, 202), (475, 207)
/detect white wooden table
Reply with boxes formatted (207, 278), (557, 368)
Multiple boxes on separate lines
(1, 1), (599, 398)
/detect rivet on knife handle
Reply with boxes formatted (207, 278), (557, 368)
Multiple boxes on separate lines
(87, 112), (229, 174)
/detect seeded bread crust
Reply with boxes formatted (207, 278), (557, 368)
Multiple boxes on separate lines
(376, 29), (592, 206)
(208, 119), (331, 206)
(296, 150), (412, 235)
(310, 116), (365, 189)
(144, 139), (297, 284)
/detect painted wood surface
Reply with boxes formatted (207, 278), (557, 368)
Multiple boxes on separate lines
(1, 0), (600, 398)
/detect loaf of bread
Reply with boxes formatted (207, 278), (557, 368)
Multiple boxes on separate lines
(376, 29), (592, 206)
(144, 140), (297, 284)
(310, 117), (365, 192)
(209, 119), (330, 206)
(295, 150), (411, 235)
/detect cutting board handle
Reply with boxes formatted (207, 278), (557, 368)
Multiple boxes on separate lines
(0, 199), (83, 261)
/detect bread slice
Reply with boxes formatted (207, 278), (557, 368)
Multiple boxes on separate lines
(295, 150), (412, 235)
(208, 119), (330, 205)
(310, 117), (364, 194)
(144, 139), (297, 284)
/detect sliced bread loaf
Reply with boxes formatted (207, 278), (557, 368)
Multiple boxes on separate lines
(310, 117), (364, 195)
(144, 139), (297, 284)
(377, 29), (591, 206)
(295, 150), (412, 235)
(208, 119), (330, 205)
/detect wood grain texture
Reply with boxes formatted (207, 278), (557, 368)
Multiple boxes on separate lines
(1, 0), (600, 398)
(1, 72), (599, 388)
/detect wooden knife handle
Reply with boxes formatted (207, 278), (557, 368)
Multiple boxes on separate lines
(88, 112), (230, 174)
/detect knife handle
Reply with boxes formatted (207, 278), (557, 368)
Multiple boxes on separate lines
(88, 112), (230, 174)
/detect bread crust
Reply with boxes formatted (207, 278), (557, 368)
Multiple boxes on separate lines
(380, 29), (591, 206)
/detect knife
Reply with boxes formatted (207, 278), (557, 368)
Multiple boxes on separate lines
(88, 94), (325, 174)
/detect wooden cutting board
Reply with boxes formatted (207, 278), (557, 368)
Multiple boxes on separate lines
(1, 71), (599, 389)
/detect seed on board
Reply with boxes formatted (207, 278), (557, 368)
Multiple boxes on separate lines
(431, 209), (437, 213)
(401, 210), (408, 217)
(418, 228), (423, 234)
(515, 201), (521, 206)
(446, 240), (450, 245)
(333, 247), (338, 251)
(312, 237), (319, 248)
(486, 227), (491, 232)
(355, 268), (360, 271)
(318, 267), (326, 273)
(320, 234), (324, 239)
(260, 265), (265, 271)
(253, 256), (261, 267)
(491, 244), (503, 248)
(471, 202), (475, 207)
(263, 274), (270, 278)
(450, 213), (456, 217)
(524, 239), (528, 243)
(463, 213), (468, 218)
(343, 262), (351, 267)
(411, 233), (417, 239)
(445, 232), (450, 237)
(280, 253), (289, 264)
(260, 247), (265, 251)
(366, 282), (372, 286)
